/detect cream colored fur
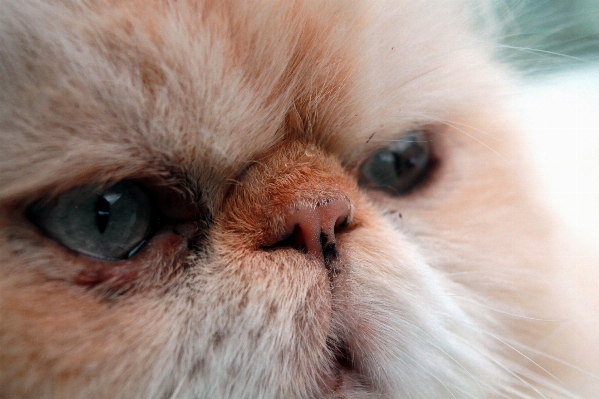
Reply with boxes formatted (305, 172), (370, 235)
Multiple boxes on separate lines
(0, 1), (597, 398)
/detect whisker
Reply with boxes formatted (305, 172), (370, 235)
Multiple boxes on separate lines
(398, 351), (461, 399)
(441, 313), (585, 398)
(168, 378), (185, 399)
(450, 332), (553, 399)
(416, 114), (507, 160)
(449, 296), (566, 322)
(490, 43), (590, 63)
(427, 119), (502, 140)
(397, 318), (501, 396)
(497, 337), (599, 382)
(483, 330), (566, 388)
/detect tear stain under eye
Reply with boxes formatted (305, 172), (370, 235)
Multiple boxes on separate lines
(73, 233), (191, 293)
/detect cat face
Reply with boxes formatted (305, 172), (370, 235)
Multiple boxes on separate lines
(0, 1), (591, 398)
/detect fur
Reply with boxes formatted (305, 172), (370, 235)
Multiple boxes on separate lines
(0, 0), (597, 398)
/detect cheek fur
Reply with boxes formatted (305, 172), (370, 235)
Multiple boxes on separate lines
(0, 268), (179, 398)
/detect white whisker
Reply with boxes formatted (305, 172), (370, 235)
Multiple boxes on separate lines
(168, 378), (185, 399)
(449, 296), (566, 322)
(490, 43), (588, 62)
(416, 114), (508, 160)
(442, 313), (585, 399)
(398, 351), (461, 399)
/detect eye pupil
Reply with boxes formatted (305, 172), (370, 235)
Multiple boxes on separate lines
(95, 195), (111, 234)
(394, 154), (412, 174)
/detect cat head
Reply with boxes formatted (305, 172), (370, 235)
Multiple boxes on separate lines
(0, 1), (571, 398)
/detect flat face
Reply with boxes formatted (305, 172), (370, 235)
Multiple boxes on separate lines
(0, 1), (593, 398)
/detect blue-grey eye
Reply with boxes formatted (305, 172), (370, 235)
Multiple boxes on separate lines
(28, 181), (153, 259)
(359, 130), (431, 195)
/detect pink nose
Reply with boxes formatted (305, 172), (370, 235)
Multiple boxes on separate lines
(276, 196), (353, 267)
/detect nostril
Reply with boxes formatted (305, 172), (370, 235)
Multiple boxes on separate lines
(267, 196), (353, 267)
(336, 215), (350, 229)
(276, 223), (308, 254)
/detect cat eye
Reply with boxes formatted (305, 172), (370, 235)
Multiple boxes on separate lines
(358, 130), (431, 195)
(27, 181), (154, 260)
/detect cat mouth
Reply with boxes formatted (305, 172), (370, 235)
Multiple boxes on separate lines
(321, 338), (374, 396)
(326, 342), (353, 391)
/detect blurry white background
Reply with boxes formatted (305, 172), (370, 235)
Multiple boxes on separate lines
(514, 66), (599, 249)
(498, 0), (599, 249)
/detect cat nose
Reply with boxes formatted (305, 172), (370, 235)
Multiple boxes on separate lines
(274, 196), (353, 266)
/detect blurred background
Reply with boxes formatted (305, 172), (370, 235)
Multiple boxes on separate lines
(497, 0), (599, 250)
(497, 0), (599, 74)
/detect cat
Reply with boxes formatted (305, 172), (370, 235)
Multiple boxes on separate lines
(0, 0), (597, 398)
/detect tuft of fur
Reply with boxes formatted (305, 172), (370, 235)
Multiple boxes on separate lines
(0, 1), (597, 398)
